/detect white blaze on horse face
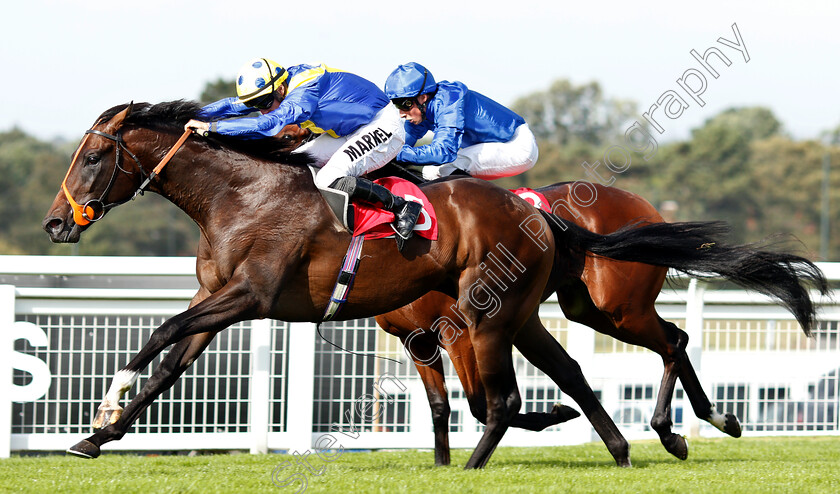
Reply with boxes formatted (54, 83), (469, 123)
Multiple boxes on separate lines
(103, 370), (140, 407)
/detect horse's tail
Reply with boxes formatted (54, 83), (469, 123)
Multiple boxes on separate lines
(540, 211), (830, 335)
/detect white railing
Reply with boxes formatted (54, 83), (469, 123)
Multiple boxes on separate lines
(1, 256), (838, 458)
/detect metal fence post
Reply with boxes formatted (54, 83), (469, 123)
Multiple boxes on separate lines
(285, 322), (317, 453)
(0, 285), (15, 459)
(409, 379), (432, 435)
(564, 320), (598, 445)
(684, 278), (706, 438)
(250, 318), (273, 454)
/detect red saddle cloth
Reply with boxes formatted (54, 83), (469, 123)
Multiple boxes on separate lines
(352, 177), (439, 240)
(510, 187), (551, 213)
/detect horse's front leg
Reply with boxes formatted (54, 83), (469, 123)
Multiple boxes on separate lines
(91, 370), (139, 429)
(68, 330), (218, 458)
(89, 286), (214, 430)
(399, 332), (452, 466)
(70, 276), (266, 457)
(441, 326), (579, 433)
(513, 311), (632, 467)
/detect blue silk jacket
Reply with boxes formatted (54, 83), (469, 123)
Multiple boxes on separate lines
(398, 80), (525, 165)
(199, 64), (389, 139)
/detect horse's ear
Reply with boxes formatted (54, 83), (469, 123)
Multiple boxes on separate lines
(106, 101), (134, 131)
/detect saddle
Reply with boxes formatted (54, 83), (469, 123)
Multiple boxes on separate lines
(317, 181), (355, 231)
(312, 167), (438, 241)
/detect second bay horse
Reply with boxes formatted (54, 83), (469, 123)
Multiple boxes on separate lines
(376, 182), (828, 464)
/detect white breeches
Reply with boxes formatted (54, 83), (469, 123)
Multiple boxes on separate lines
(299, 104), (406, 189)
(422, 123), (538, 181)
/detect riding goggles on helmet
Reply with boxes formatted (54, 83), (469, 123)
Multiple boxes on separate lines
(244, 92), (275, 110)
(392, 98), (417, 111)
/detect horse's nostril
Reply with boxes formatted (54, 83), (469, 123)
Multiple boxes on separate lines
(46, 218), (63, 232)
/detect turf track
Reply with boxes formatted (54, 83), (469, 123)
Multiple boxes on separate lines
(2, 437), (838, 493)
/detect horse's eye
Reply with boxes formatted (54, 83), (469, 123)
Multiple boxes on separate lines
(86, 155), (100, 165)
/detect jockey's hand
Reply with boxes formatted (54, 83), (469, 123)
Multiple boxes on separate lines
(185, 119), (210, 137)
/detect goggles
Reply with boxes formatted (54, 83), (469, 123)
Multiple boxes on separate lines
(244, 92), (275, 110)
(392, 98), (417, 111)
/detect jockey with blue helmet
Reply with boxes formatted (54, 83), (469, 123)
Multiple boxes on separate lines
(384, 62), (538, 181)
(185, 58), (422, 249)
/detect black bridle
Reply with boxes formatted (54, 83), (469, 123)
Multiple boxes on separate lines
(80, 129), (149, 221)
(63, 127), (190, 225)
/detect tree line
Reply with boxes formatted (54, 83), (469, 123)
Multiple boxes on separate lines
(3, 79), (838, 259)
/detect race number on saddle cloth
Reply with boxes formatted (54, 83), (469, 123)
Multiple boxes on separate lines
(314, 169), (437, 239)
(352, 177), (438, 239)
(510, 187), (551, 213)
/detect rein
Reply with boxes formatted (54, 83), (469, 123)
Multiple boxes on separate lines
(62, 128), (191, 226)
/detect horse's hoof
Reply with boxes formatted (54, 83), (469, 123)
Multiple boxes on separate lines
(661, 433), (689, 460)
(551, 403), (581, 423)
(92, 406), (122, 430)
(67, 440), (100, 459)
(724, 413), (742, 438)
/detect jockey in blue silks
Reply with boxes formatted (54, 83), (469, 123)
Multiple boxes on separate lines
(384, 62), (539, 181)
(185, 58), (423, 248)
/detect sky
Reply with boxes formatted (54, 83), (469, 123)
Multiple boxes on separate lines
(1, 0), (839, 143)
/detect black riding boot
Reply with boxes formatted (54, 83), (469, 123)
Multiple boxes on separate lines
(330, 177), (423, 251)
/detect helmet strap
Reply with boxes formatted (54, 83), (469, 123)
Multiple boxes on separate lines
(416, 91), (435, 119)
(414, 69), (431, 118)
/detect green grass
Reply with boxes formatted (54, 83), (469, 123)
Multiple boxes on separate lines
(1, 437), (839, 493)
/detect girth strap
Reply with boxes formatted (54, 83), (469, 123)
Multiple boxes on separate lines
(322, 234), (366, 321)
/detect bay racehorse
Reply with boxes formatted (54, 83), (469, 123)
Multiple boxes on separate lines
(274, 124), (830, 464)
(42, 101), (825, 469)
(375, 182), (828, 465)
(41, 100), (614, 466)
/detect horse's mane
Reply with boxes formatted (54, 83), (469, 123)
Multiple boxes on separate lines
(97, 100), (316, 167)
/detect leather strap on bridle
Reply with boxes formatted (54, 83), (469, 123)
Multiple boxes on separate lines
(62, 128), (192, 225)
(135, 129), (192, 194)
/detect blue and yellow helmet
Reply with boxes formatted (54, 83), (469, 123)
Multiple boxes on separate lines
(384, 62), (437, 99)
(236, 58), (288, 103)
